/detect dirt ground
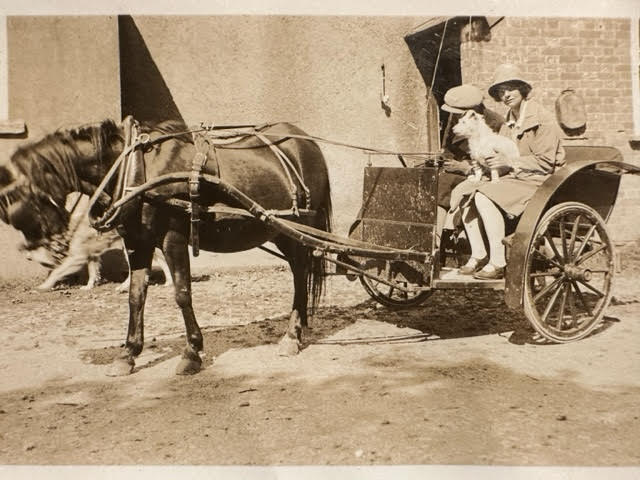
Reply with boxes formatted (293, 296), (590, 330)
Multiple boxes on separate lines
(0, 246), (639, 467)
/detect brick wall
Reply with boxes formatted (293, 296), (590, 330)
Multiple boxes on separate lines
(460, 16), (640, 242)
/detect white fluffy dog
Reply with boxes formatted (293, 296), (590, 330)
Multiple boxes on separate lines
(452, 110), (520, 182)
(29, 193), (172, 292)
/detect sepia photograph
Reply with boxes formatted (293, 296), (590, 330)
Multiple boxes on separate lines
(0, 1), (638, 478)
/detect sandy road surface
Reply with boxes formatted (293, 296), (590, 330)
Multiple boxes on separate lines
(0, 247), (639, 466)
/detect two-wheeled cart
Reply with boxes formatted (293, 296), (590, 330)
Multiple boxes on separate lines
(105, 120), (639, 344)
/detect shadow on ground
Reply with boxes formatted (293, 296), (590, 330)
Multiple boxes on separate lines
(0, 353), (638, 465)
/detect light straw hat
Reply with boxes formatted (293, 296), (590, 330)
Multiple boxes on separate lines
(488, 63), (532, 99)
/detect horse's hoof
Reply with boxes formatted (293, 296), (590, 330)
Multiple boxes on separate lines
(105, 357), (134, 377)
(175, 351), (202, 375)
(277, 335), (301, 357)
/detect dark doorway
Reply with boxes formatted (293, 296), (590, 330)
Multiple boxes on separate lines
(405, 16), (491, 143)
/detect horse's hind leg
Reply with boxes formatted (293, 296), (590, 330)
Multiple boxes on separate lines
(273, 236), (309, 356)
(154, 249), (174, 288)
(106, 239), (154, 377)
(162, 229), (202, 375)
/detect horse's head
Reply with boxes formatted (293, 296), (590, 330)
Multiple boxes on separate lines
(0, 166), (71, 268)
(7, 119), (124, 198)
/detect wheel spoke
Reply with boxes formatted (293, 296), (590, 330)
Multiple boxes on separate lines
(576, 278), (605, 298)
(532, 249), (564, 270)
(544, 230), (564, 262)
(570, 280), (593, 317)
(568, 214), (582, 261)
(559, 219), (568, 259)
(541, 280), (564, 323)
(573, 224), (597, 260)
(533, 276), (564, 304)
(528, 270), (561, 278)
(568, 286), (578, 327)
(575, 244), (608, 266)
(556, 283), (570, 329)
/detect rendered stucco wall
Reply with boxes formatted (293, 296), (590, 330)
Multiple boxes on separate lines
(0, 15), (431, 281)
(124, 15), (430, 232)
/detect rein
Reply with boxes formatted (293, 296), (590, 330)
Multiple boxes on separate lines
(86, 118), (442, 240)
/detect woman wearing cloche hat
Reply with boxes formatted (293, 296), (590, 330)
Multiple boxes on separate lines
(450, 63), (566, 280)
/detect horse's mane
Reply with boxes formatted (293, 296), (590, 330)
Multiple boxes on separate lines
(9, 119), (123, 201)
(6, 118), (192, 201)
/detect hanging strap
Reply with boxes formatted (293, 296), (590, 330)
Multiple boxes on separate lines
(256, 133), (311, 213)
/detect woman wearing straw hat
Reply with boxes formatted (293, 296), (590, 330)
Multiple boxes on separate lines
(451, 63), (565, 279)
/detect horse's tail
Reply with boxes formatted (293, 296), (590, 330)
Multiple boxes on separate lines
(307, 183), (333, 315)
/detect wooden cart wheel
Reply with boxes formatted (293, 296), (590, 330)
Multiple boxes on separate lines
(359, 259), (433, 308)
(523, 202), (615, 343)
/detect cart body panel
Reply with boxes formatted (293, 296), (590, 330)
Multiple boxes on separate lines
(349, 166), (438, 251)
(347, 166), (438, 283)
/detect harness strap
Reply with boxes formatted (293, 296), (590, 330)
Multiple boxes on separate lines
(189, 132), (211, 256)
(256, 133), (312, 214)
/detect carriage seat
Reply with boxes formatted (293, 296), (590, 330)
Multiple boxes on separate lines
(555, 89), (587, 137)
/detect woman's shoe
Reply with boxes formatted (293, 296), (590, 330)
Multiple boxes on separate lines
(458, 257), (488, 275)
(472, 264), (505, 280)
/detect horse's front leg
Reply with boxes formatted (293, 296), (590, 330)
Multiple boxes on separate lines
(163, 229), (203, 375)
(106, 239), (154, 376)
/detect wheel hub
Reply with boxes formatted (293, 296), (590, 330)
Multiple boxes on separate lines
(563, 264), (592, 282)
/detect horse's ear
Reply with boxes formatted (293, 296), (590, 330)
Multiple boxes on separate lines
(104, 119), (124, 143)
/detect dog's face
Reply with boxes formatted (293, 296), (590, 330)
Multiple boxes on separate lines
(452, 110), (485, 138)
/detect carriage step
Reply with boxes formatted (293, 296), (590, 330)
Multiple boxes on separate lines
(433, 268), (505, 290)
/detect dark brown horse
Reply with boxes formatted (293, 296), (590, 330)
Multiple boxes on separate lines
(0, 119), (332, 375)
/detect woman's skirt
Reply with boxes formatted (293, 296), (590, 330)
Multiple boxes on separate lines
(449, 173), (547, 218)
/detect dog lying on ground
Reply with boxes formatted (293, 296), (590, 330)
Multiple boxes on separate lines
(452, 110), (520, 182)
(25, 193), (172, 292)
